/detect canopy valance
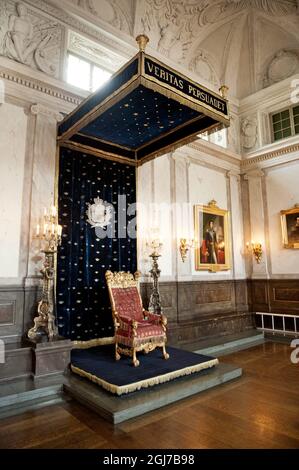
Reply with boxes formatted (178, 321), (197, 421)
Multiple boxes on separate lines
(58, 35), (229, 165)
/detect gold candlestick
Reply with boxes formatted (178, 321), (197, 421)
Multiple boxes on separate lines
(146, 238), (163, 315)
(28, 206), (62, 341)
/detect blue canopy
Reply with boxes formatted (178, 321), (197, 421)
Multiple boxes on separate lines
(58, 37), (229, 165)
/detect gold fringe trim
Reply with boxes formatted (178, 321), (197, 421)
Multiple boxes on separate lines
(140, 76), (230, 126)
(72, 336), (115, 349)
(71, 357), (219, 396)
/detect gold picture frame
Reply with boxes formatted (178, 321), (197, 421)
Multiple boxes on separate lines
(280, 204), (299, 249)
(194, 200), (231, 272)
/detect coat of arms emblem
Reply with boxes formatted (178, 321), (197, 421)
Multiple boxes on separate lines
(86, 197), (113, 229)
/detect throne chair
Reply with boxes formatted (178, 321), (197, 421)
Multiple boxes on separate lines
(105, 270), (169, 367)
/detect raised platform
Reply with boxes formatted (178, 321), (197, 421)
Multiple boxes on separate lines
(64, 362), (242, 424)
(70, 345), (218, 396)
(0, 337), (248, 423)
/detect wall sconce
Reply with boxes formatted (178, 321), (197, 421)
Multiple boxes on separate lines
(179, 238), (194, 263)
(246, 241), (263, 264)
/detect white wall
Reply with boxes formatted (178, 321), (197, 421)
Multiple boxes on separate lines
(0, 103), (27, 278)
(153, 156), (173, 277)
(137, 146), (246, 281)
(188, 162), (230, 278)
(266, 160), (299, 275)
(0, 0), (297, 288)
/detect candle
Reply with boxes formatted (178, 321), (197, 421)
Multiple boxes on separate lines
(51, 206), (57, 217)
(36, 224), (40, 237)
(43, 223), (48, 235)
(51, 223), (55, 234)
(43, 207), (47, 217)
(57, 225), (62, 237)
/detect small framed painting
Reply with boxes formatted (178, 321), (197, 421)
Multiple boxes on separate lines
(194, 200), (231, 272)
(281, 205), (299, 249)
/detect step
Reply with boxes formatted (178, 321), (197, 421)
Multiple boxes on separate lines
(264, 332), (298, 343)
(0, 376), (67, 419)
(0, 395), (66, 420)
(64, 362), (242, 424)
(193, 331), (265, 357)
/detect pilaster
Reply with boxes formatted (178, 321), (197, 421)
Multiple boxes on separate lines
(244, 169), (269, 278)
(226, 170), (246, 279)
(26, 104), (63, 283)
(172, 152), (193, 281)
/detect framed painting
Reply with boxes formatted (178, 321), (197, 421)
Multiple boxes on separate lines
(194, 200), (231, 272)
(281, 205), (299, 249)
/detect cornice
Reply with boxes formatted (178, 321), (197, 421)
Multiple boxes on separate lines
(239, 73), (299, 116)
(0, 68), (82, 106)
(241, 142), (299, 172)
(187, 139), (241, 167)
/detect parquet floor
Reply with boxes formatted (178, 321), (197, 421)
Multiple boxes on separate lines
(0, 341), (298, 449)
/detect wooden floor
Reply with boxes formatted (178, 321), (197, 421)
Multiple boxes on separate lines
(0, 341), (298, 449)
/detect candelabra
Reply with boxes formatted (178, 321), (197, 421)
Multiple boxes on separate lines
(147, 239), (163, 316)
(28, 206), (62, 341)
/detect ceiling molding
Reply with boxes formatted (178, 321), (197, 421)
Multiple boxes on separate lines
(241, 140), (299, 171)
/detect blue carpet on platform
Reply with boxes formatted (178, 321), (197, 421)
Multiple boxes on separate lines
(71, 345), (218, 395)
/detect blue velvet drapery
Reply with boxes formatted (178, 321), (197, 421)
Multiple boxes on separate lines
(57, 147), (137, 341)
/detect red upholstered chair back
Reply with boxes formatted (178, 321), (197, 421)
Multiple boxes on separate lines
(111, 287), (143, 321)
(105, 271), (144, 322)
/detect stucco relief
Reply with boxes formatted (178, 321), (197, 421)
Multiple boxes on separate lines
(73, 1), (97, 15)
(227, 114), (240, 153)
(68, 31), (126, 72)
(241, 116), (258, 151)
(263, 50), (299, 88)
(140, 0), (203, 62)
(189, 50), (219, 87)
(0, 1), (63, 78)
(139, 0), (298, 63)
(69, 0), (133, 34)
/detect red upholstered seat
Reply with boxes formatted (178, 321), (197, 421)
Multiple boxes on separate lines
(118, 322), (164, 338)
(106, 270), (169, 366)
